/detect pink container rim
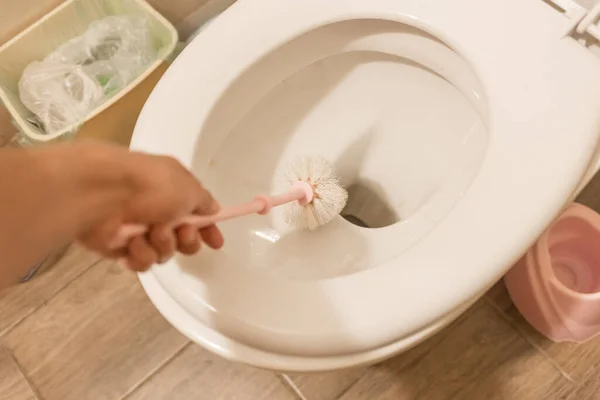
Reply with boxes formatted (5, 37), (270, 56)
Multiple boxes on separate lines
(537, 203), (600, 300)
(505, 202), (600, 343)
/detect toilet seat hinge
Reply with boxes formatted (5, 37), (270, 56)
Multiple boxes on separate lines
(546, 0), (600, 43)
(575, 3), (600, 43)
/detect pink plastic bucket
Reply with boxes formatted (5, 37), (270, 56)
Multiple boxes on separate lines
(505, 203), (600, 343)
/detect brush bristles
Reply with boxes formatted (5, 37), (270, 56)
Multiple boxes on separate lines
(281, 155), (348, 230)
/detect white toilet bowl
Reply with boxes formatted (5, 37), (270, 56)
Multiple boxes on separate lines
(131, 0), (600, 371)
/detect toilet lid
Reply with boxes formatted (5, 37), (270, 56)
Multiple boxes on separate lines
(132, 0), (600, 359)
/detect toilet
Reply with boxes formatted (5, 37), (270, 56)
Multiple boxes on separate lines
(130, 0), (600, 372)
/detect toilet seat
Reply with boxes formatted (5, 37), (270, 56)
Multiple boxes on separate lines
(132, 0), (600, 368)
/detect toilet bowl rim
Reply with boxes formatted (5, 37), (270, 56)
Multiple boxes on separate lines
(131, 0), (600, 359)
(138, 268), (486, 372)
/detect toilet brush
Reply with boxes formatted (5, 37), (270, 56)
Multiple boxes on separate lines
(110, 155), (348, 250)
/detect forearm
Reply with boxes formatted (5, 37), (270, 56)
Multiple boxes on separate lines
(0, 143), (131, 288)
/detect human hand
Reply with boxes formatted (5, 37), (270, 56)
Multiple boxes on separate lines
(72, 144), (224, 271)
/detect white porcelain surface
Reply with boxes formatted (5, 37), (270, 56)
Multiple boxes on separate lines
(132, 0), (600, 370)
(199, 20), (488, 281)
(139, 264), (488, 372)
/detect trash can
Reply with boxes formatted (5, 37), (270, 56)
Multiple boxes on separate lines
(0, 0), (178, 146)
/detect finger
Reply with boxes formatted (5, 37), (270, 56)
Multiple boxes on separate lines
(149, 225), (176, 264)
(125, 236), (159, 272)
(193, 183), (221, 216)
(200, 225), (224, 250)
(176, 224), (202, 255)
(77, 217), (122, 254)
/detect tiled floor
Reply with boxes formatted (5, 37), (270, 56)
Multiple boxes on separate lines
(1, 179), (600, 400)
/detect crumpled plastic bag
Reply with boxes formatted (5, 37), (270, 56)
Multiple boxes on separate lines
(19, 61), (103, 134)
(19, 15), (156, 135)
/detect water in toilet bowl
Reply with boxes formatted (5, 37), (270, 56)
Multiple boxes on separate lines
(179, 19), (489, 281)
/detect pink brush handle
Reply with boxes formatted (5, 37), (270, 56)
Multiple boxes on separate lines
(110, 181), (314, 250)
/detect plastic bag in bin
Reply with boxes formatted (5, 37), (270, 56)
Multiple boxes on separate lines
(18, 15), (157, 135)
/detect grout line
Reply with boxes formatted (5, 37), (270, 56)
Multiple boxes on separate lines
(0, 308), (37, 338)
(10, 349), (45, 400)
(0, 254), (102, 338)
(120, 340), (192, 400)
(484, 297), (577, 383)
(278, 373), (309, 400)
(334, 380), (360, 400)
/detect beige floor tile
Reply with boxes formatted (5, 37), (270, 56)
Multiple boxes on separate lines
(1, 259), (188, 400)
(0, 244), (99, 336)
(576, 175), (600, 212)
(0, 347), (38, 400)
(126, 343), (297, 400)
(487, 281), (600, 383)
(337, 301), (573, 400)
(566, 368), (600, 400)
(287, 368), (367, 400)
